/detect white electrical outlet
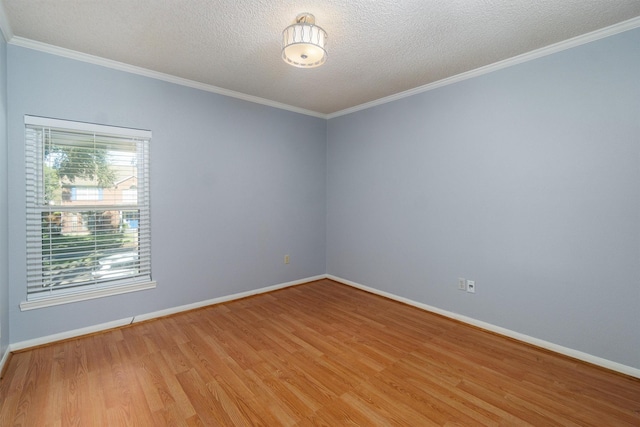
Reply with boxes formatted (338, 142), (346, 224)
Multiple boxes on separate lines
(458, 278), (467, 291)
(284, 255), (290, 264)
(466, 280), (475, 293)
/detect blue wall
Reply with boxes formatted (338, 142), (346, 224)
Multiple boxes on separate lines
(3, 27), (639, 371)
(0, 30), (9, 357)
(327, 28), (640, 369)
(7, 46), (327, 342)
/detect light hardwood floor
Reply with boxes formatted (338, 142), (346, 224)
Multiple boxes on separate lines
(0, 279), (638, 426)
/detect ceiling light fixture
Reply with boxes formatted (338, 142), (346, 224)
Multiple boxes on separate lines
(282, 13), (327, 68)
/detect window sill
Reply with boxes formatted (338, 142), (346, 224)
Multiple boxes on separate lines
(20, 281), (157, 311)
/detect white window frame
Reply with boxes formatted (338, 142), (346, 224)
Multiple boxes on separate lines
(21, 116), (155, 311)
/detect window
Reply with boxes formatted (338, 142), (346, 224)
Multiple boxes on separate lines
(70, 186), (103, 201)
(23, 116), (154, 309)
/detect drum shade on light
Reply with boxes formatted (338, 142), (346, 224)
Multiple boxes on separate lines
(282, 13), (327, 68)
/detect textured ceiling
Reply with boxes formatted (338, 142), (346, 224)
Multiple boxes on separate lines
(2, 0), (640, 116)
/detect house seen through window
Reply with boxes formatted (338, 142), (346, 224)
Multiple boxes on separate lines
(24, 116), (153, 306)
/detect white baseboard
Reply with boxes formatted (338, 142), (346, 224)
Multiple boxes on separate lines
(10, 317), (134, 352)
(133, 275), (326, 323)
(326, 274), (640, 379)
(9, 275), (326, 353)
(8, 273), (638, 379)
(0, 345), (11, 377)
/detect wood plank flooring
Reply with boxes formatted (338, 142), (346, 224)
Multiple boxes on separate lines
(0, 279), (638, 426)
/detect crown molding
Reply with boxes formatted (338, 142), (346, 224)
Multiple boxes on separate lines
(5, 15), (640, 120)
(327, 15), (640, 119)
(8, 36), (327, 119)
(0, 0), (14, 42)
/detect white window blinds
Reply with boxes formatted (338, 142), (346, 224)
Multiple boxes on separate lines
(25, 116), (152, 302)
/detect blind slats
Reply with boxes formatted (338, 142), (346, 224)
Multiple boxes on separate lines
(25, 116), (152, 301)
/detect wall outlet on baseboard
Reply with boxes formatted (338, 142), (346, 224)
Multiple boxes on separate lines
(284, 254), (290, 264)
(458, 278), (467, 291)
(466, 280), (475, 293)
